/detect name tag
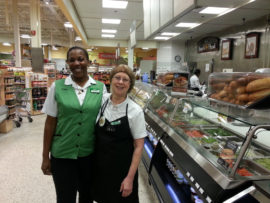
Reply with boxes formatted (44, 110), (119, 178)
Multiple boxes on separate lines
(90, 89), (100, 94)
(111, 120), (121, 125)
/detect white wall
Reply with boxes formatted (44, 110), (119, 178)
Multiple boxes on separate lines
(157, 40), (185, 73)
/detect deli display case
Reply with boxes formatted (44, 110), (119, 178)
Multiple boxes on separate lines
(131, 83), (270, 203)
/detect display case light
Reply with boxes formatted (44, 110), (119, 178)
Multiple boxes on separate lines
(102, 0), (128, 9)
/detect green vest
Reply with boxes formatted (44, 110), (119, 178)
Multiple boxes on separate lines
(51, 79), (103, 159)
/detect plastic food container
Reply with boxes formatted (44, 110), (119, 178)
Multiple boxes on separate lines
(208, 72), (270, 106)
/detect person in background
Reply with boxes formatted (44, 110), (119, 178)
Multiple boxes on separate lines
(142, 72), (148, 83)
(93, 64), (147, 203)
(189, 69), (202, 91)
(41, 46), (106, 203)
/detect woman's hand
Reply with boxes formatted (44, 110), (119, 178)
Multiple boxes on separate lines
(41, 156), (52, 175)
(119, 176), (133, 197)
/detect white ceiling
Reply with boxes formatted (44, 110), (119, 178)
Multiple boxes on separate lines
(72, 0), (144, 41)
(0, 0), (269, 47)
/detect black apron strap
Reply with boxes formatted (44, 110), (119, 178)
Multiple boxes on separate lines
(100, 99), (109, 116)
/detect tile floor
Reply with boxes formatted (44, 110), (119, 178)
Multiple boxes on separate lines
(0, 114), (159, 203)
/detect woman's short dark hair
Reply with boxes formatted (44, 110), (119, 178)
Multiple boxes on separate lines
(194, 69), (201, 75)
(66, 46), (89, 61)
(110, 64), (135, 93)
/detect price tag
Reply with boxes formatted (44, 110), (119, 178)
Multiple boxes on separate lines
(218, 114), (227, 123)
(165, 96), (171, 103)
(186, 172), (190, 177)
(199, 188), (204, 194)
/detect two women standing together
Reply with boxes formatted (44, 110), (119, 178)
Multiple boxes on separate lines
(41, 46), (146, 203)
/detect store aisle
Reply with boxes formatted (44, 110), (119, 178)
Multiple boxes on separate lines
(0, 115), (158, 203)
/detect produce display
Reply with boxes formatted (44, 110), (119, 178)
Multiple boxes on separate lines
(204, 128), (234, 137)
(208, 72), (270, 106)
(254, 158), (270, 171)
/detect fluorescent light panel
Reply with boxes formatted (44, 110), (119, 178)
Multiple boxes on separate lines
(161, 32), (180, 36)
(175, 22), (200, 28)
(154, 36), (170, 40)
(64, 22), (73, 28)
(199, 7), (230, 14)
(102, 18), (121, 24)
(75, 36), (82, 41)
(2, 42), (11, 46)
(102, 34), (115, 38)
(102, 29), (117, 33)
(20, 34), (31, 39)
(102, 0), (128, 9)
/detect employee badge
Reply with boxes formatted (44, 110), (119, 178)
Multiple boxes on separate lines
(99, 115), (105, 127)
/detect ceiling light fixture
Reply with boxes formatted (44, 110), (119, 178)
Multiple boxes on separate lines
(2, 42), (11, 46)
(154, 36), (170, 40)
(75, 36), (82, 41)
(102, 0), (128, 9)
(102, 18), (121, 24)
(101, 34), (115, 38)
(52, 46), (58, 51)
(199, 7), (230, 14)
(102, 29), (117, 33)
(161, 32), (181, 36)
(142, 48), (149, 50)
(20, 34), (31, 39)
(64, 22), (73, 28)
(175, 22), (200, 28)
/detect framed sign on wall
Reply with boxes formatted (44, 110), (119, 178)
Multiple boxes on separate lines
(245, 32), (260, 59)
(221, 39), (233, 60)
(197, 37), (219, 53)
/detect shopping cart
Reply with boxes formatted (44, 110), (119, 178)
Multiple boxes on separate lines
(14, 87), (33, 127)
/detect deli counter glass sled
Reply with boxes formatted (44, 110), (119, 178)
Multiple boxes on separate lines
(130, 81), (270, 203)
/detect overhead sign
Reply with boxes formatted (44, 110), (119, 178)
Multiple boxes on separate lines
(99, 53), (115, 59)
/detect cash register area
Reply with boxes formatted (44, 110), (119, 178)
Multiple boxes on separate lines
(0, 114), (159, 203)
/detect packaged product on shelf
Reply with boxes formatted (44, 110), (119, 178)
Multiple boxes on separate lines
(208, 72), (270, 107)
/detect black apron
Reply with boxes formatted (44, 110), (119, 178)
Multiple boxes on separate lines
(93, 99), (139, 203)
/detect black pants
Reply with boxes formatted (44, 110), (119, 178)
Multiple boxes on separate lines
(51, 155), (93, 203)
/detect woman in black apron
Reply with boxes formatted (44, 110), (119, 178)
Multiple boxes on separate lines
(93, 65), (146, 203)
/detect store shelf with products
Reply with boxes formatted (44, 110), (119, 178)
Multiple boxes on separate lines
(30, 73), (48, 115)
(44, 63), (56, 89)
(131, 82), (270, 203)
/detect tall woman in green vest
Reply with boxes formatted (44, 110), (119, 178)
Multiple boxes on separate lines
(94, 65), (147, 203)
(41, 46), (106, 203)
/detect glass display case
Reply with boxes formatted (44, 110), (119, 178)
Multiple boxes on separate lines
(129, 81), (158, 109)
(131, 82), (270, 203)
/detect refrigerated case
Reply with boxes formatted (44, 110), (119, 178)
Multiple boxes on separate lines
(131, 84), (270, 203)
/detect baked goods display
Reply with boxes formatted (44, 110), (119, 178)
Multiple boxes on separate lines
(172, 75), (188, 92)
(208, 72), (270, 106)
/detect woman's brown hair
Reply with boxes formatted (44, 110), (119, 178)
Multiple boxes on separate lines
(110, 64), (135, 93)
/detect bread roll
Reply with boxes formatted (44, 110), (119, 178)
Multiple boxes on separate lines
(236, 86), (246, 94)
(218, 90), (227, 98)
(237, 77), (248, 86)
(246, 77), (270, 92)
(211, 82), (226, 91)
(229, 81), (238, 89)
(248, 88), (270, 101)
(237, 94), (249, 102)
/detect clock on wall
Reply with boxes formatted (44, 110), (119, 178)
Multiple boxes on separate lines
(175, 55), (181, 62)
